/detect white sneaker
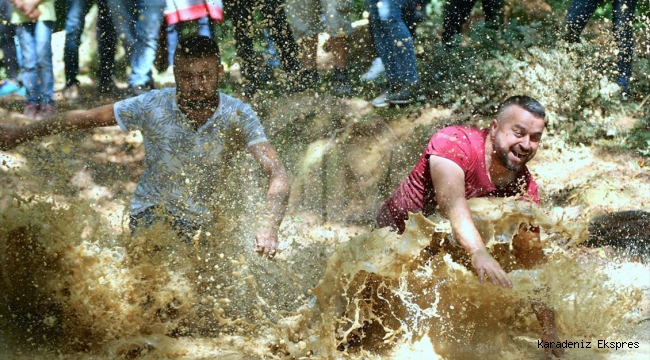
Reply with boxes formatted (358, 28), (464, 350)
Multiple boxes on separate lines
(360, 57), (385, 81)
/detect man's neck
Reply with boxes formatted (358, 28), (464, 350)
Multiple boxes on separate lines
(484, 136), (516, 188)
(178, 94), (220, 130)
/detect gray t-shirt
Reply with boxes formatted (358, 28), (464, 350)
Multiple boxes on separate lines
(114, 88), (268, 223)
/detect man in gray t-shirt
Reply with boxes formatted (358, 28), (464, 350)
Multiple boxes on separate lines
(114, 88), (269, 228)
(0, 36), (289, 258)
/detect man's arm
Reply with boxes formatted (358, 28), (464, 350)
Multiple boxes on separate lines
(429, 155), (512, 288)
(248, 142), (290, 258)
(0, 104), (117, 151)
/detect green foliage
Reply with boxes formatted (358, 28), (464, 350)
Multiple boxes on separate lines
(413, 14), (648, 149)
(627, 127), (650, 156)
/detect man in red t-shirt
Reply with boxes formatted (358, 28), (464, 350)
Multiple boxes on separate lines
(377, 95), (564, 358)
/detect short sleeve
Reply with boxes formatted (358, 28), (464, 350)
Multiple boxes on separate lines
(113, 95), (147, 132)
(238, 104), (268, 147)
(426, 127), (474, 172)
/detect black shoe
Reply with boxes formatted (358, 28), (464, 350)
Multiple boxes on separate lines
(370, 83), (425, 108)
(331, 67), (351, 97)
(388, 83), (425, 104)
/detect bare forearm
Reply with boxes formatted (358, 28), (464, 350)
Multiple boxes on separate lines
(263, 173), (289, 233)
(446, 203), (486, 255)
(11, 106), (116, 147)
(430, 155), (486, 255)
(249, 142), (290, 234)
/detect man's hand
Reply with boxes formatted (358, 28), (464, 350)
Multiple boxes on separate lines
(249, 142), (288, 260)
(470, 248), (512, 288)
(16, 0), (40, 20)
(541, 329), (566, 359)
(254, 228), (278, 259)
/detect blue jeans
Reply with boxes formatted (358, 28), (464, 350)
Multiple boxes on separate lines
(106, 0), (164, 87)
(16, 21), (55, 106)
(166, 17), (216, 67)
(366, 0), (419, 88)
(565, 0), (638, 86)
(64, 0), (117, 87)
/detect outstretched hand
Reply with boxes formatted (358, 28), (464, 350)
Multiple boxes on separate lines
(470, 248), (512, 288)
(254, 228), (278, 259)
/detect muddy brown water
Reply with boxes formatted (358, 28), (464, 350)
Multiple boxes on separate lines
(1, 94), (649, 359)
(0, 194), (648, 359)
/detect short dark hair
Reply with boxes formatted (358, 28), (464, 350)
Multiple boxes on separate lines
(174, 35), (221, 63)
(497, 95), (545, 119)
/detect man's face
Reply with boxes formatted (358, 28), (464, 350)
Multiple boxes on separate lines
(490, 105), (545, 172)
(174, 56), (223, 106)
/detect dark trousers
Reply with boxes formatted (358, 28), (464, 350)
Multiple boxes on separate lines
(565, 0), (638, 83)
(223, 0), (302, 85)
(403, 0), (427, 37)
(0, 0), (19, 79)
(64, 0), (117, 88)
(441, 0), (504, 44)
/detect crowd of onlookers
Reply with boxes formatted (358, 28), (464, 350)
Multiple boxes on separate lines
(0, 0), (640, 119)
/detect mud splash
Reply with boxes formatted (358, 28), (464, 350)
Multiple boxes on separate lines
(301, 198), (646, 359)
(0, 194), (647, 359)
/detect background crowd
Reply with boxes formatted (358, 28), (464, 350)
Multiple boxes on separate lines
(0, 0), (645, 120)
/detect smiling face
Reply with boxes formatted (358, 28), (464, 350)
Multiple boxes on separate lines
(490, 104), (545, 173)
(174, 56), (223, 109)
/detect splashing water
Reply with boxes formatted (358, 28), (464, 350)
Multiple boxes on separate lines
(0, 194), (647, 359)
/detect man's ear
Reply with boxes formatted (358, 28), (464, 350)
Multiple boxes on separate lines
(490, 119), (499, 133)
(217, 64), (224, 81)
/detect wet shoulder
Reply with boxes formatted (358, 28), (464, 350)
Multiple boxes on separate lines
(438, 125), (484, 139)
(144, 88), (176, 106)
(220, 93), (253, 113)
(431, 125), (485, 147)
(126, 88), (176, 113)
(218, 93), (258, 124)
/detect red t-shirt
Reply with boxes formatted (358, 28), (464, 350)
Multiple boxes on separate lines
(377, 126), (539, 233)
